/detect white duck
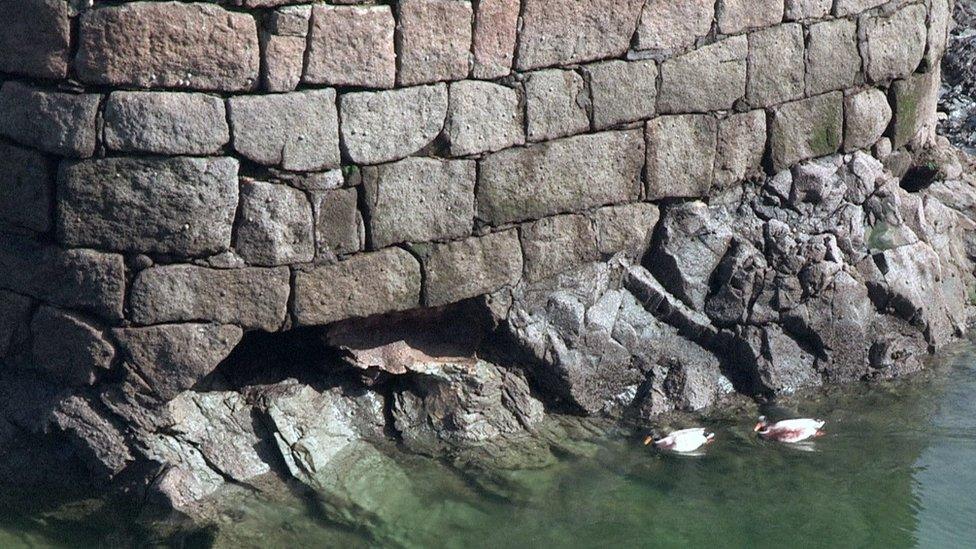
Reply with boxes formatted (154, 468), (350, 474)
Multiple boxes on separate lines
(644, 428), (715, 453)
(754, 416), (826, 443)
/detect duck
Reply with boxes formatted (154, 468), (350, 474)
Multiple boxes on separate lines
(644, 427), (716, 453)
(754, 416), (826, 443)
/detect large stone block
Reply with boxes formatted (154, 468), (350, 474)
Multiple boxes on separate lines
(130, 265), (290, 332)
(646, 115), (718, 200)
(262, 34), (306, 93)
(806, 18), (861, 96)
(583, 60), (657, 130)
(525, 69), (590, 142)
(833, 0), (887, 16)
(362, 158), (476, 248)
(926, 0), (951, 67)
(340, 84), (448, 165)
(521, 214), (600, 282)
(517, 0), (644, 70)
(447, 81), (524, 157)
(717, 0), (784, 34)
(235, 181), (315, 266)
(292, 248), (422, 325)
(590, 203), (660, 259)
(113, 324), (243, 401)
(0, 83), (100, 158)
(0, 0), (70, 79)
(104, 92), (229, 156)
(472, 0), (519, 79)
(57, 157), (239, 258)
(0, 142), (52, 234)
(784, 0), (831, 20)
(658, 37), (748, 113)
(30, 306), (114, 387)
(305, 5), (396, 88)
(714, 110), (767, 190)
(861, 4), (927, 83)
(635, 0), (714, 54)
(397, 0), (472, 85)
(76, 2), (260, 91)
(477, 131), (644, 225)
(229, 90), (340, 172)
(311, 188), (364, 258)
(420, 230), (523, 307)
(747, 24), (805, 107)
(769, 92), (843, 171)
(890, 71), (940, 149)
(844, 88), (891, 152)
(0, 235), (125, 321)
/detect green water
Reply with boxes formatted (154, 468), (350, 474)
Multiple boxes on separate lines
(3, 344), (976, 548)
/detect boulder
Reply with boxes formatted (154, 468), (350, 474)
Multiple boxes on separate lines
(844, 88), (893, 152)
(714, 110), (767, 190)
(785, 0), (831, 20)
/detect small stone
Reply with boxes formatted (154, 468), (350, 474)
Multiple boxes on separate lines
(311, 188), (364, 257)
(292, 248), (422, 326)
(57, 157), (239, 258)
(472, 0), (519, 79)
(262, 34), (306, 92)
(229, 90), (340, 172)
(784, 0), (831, 20)
(339, 84), (448, 165)
(646, 115), (718, 200)
(517, 0), (644, 69)
(525, 69), (590, 142)
(129, 265), (291, 332)
(30, 306), (114, 387)
(862, 4), (927, 83)
(769, 93), (843, 171)
(747, 24), (805, 107)
(362, 158), (476, 248)
(0, 82), (100, 158)
(75, 2), (259, 91)
(658, 36), (748, 113)
(104, 92), (229, 155)
(235, 181), (315, 266)
(0, 0), (70, 79)
(833, 0), (886, 17)
(305, 5), (396, 88)
(583, 60), (657, 130)
(447, 81), (524, 156)
(478, 131), (644, 225)
(890, 71), (940, 149)
(397, 0), (472, 86)
(521, 214), (600, 282)
(0, 142), (52, 234)
(806, 18), (861, 96)
(714, 110), (767, 190)
(717, 0), (784, 34)
(590, 203), (661, 258)
(844, 88), (892, 152)
(635, 0), (714, 54)
(421, 230), (523, 307)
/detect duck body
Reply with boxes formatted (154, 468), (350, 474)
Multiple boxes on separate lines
(755, 417), (826, 443)
(647, 428), (715, 453)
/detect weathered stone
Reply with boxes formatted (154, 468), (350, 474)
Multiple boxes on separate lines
(717, 0), (784, 34)
(769, 93), (843, 171)
(104, 92), (229, 155)
(926, 0), (951, 67)
(861, 4), (928, 83)
(235, 180), (315, 266)
(421, 230), (523, 307)
(747, 325), (821, 393)
(784, 0), (831, 20)
(658, 37), (748, 113)
(30, 306), (114, 387)
(0, 235), (125, 321)
(261, 35), (305, 92)
(305, 5), (396, 88)
(583, 60), (657, 130)
(340, 85), (448, 165)
(646, 115), (718, 200)
(0, 82), (100, 158)
(517, 0), (644, 69)
(113, 324), (243, 401)
(806, 18), (861, 96)
(714, 110), (767, 190)
(57, 157), (239, 258)
(591, 203), (660, 259)
(844, 88), (892, 152)
(130, 265), (291, 331)
(0, 143), (52, 234)
(521, 214), (600, 282)
(525, 69), (590, 142)
(472, 0), (519, 79)
(478, 131), (644, 225)
(0, 290), (31, 357)
(747, 24), (805, 107)
(890, 71), (940, 149)
(292, 248), (422, 325)
(397, 0), (472, 85)
(229, 90), (340, 172)
(447, 81), (524, 156)
(635, 0), (714, 54)
(76, 2), (260, 91)
(0, 0), (70, 79)
(833, 0), (887, 17)
(266, 5), (311, 35)
(362, 157), (475, 248)
(311, 188), (364, 257)
(51, 396), (133, 479)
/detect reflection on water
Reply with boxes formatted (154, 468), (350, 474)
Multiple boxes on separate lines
(3, 345), (976, 548)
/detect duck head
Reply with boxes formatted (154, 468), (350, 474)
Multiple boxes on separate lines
(753, 415), (768, 432)
(642, 431), (663, 446)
